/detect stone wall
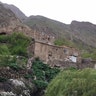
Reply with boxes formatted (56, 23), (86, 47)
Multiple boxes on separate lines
(33, 30), (55, 44)
(0, 67), (27, 79)
(0, 26), (55, 45)
(33, 41), (80, 64)
(48, 60), (96, 69)
(28, 41), (96, 69)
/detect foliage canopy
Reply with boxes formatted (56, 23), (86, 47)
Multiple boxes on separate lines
(45, 68), (96, 96)
(24, 58), (60, 89)
(0, 32), (31, 57)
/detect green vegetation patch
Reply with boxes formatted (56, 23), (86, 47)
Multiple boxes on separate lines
(0, 55), (26, 71)
(0, 44), (10, 55)
(0, 32), (31, 57)
(54, 39), (75, 47)
(81, 51), (96, 60)
(0, 32), (30, 68)
(45, 68), (96, 96)
(24, 58), (60, 89)
(0, 76), (7, 82)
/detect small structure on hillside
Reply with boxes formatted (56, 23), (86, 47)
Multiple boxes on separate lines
(28, 40), (80, 67)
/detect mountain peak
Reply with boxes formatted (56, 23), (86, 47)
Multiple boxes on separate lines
(3, 2), (27, 21)
(71, 20), (95, 26)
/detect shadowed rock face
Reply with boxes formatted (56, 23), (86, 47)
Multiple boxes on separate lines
(0, 67), (36, 96)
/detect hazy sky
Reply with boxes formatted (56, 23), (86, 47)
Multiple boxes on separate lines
(0, 0), (96, 24)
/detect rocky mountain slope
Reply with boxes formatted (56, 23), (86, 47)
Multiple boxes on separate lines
(70, 21), (96, 48)
(3, 3), (27, 21)
(24, 15), (70, 38)
(2, 2), (96, 48)
(0, 3), (33, 37)
(24, 16), (96, 48)
(24, 16), (96, 50)
(0, 2), (96, 96)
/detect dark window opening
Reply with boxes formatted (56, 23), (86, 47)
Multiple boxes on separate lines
(32, 52), (34, 55)
(48, 37), (50, 41)
(64, 49), (69, 54)
(64, 49), (67, 53)
(0, 32), (6, 35)
(48, 53), (52, 57)
(48, 51), (52, 57)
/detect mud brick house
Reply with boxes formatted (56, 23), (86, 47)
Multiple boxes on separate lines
(28, 40), (80, 65)
(28, 39), (96, 69)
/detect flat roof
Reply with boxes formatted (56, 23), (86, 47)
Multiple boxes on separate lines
(35, 40), (75, 49)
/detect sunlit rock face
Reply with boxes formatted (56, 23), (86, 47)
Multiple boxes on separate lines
(9, 79), (26, 87)
(0, 92), (16, 96)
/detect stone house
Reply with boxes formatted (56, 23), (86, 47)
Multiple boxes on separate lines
(28, 40), (80, 66)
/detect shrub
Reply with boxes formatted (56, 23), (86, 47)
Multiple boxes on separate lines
(45, 68), (96, 96)
(0, 55), (26, 70)
(0, 32), (31, 57)
(33, 80), (48, 89)
(0, 77), (7, 82)
(0, 55), (10, 67)
(9, 63), (22, 71)
(8, 32), (31, 57)
(32, 59), (60, 82)
(24, 58), (60, 89)
(0, 44), (10, 55)
(24, 74), (33, 79)
(0, 35), (9, 43)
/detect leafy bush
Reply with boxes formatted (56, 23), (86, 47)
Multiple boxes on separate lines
(24, 74), (33, 79)
(33, 80), (48, 89)
(45, 68), (96, 96)
(8, 32), (31, 57)
(24, 58), (60, 89)
(0, 32), (31, 57)
(0, 55), (10, 67)
(0, 32), (30, 68)
(32, 59), (60, 81)
(0, 44), (10, 55)
(0, 35), (9, 43)
(0, 77), (7, 82)
(9, 63), (22, 71)
(0, 55), (26, 70)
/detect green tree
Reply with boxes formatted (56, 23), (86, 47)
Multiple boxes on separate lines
(45, 68), (96, 96)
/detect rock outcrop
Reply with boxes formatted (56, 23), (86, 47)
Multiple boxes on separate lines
(0, 79), (35, 96)
(0, 3), (33, 37)
(3, 3), (27, 21)
(0, 67), (36, 96)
